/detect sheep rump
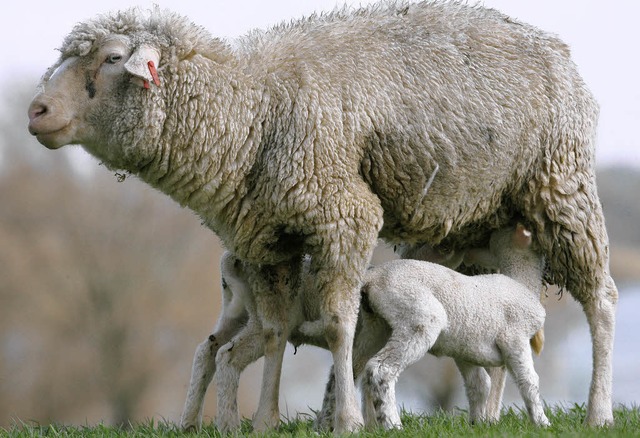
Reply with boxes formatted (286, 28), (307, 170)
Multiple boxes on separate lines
(27, 0), (618, 430)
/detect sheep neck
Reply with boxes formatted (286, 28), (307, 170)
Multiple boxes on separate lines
(133, 62), (268, 228)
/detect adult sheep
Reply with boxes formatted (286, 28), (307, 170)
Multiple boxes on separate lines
(27, 0), (617, 431)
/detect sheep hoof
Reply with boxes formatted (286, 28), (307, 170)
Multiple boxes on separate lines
(215, 416), (241, 433)
(181, 423), (198, 433)
(334, 411), (364, 434)
(252, 409), (280, 432)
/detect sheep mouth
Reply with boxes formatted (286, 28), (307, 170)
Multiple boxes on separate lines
(31, 125), (73, 150)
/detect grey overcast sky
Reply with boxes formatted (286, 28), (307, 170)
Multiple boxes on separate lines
(3, 1), (638, 168)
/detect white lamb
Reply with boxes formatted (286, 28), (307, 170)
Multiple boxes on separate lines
(340, 223), (550, 428)
(181, 223), (548, 430)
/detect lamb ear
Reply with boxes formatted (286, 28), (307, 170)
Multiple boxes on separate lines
(512, 223), (532, 249)
(124, 44), (161, 88)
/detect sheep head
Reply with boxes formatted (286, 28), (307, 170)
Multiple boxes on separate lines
(27, 7), (234, 171)
(27, 31), (163, 150)
(463, 223), (535, 271)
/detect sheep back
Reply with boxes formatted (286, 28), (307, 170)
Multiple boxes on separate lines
(34, 1), (601, 285)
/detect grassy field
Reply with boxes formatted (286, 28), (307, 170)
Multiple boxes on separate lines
(3, 404), (639, 437)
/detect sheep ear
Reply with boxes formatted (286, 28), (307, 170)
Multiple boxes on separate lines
(463, 248), (499, 270)
(512, 223), (532, 249)
(124, 44), (161, 88)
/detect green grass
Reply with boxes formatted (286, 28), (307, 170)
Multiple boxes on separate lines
(3, 404), (639, 437)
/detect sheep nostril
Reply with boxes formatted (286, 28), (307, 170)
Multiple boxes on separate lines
(28, 102), (48, 122)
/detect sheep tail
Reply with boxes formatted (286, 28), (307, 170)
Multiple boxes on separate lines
(530, 328), (545, 356)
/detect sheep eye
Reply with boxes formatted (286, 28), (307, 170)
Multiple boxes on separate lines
(106, 54), (122, 64)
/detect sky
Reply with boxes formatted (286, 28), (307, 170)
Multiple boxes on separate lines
(3, 0), (638, 168)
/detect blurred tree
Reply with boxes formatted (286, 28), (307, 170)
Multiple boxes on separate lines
(0, 79), (225, 426)
(597, 168), (640, 283)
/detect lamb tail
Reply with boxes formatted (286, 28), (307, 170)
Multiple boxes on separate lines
(530, 328), (545, 355)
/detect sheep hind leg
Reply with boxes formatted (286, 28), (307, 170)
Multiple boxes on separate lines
(582, 274), (617, 426)
(551, 231), (618, 426)
(180, 319), (246, 431)
(456, 360), (491, 424)
(214, 319), (265, 433)
(524, 149), (617, 425)
(250, 262), (296, 432)
(563, 198), (618, 425)
(484, 366), (507, 423)
(502, 341), (549, 426)
(362, 324), (435, 429)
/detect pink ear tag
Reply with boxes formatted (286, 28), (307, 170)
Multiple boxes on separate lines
(148, 61), (160, 86)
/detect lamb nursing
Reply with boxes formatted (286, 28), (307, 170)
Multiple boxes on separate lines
(349, 223), (549, 428)
(181, 224), (549, 430)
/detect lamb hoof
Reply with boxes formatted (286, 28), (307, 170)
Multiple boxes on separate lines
(535, 415), (551, 427)
(380, 420), (403, 430)
(252, 412), (280, 432)
(313, 412), (334, 432)
(181, 424), (197, 433)
(180, 412), (201, 432)
(585, 410), (614, 427)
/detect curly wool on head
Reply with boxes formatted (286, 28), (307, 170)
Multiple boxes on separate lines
(59, 7), (234, 64)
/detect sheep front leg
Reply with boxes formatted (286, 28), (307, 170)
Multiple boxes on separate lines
(318, 275), (363, 433)
(456, 361), (491, 424)
(181, 334), (237, 431)
(252, 325), (287, 431)
(502, 341), (550, 426)
(315, 316), (389, 431)
(215, 319), (265, 432)
(180, 301), (248, 430)
(251, 263), (295, 432)
(312, 181), (383, 433)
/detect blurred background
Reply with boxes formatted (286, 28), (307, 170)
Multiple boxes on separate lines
(1, 0), (638, 428)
